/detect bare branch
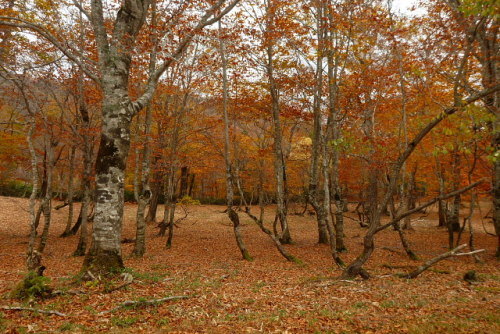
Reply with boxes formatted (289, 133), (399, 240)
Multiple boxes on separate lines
(0, 17), (100, 83)
(71, 0), (91, 21)
(403, 244), (484, 279)
(132, 0), (242, 114)
(376, 179), (486, 233)
(379, 84), (500, 215)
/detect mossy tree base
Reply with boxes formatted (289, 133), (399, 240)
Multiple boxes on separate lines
(82, 250), (124, 278)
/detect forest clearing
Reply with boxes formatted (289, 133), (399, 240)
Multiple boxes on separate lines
(0, 196), (498, 333)
(0, 0), (499, 332)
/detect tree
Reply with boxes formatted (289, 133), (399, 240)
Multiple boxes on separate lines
(0, 0), (242, 275)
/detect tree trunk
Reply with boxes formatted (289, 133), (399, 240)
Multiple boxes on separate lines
(37, 137), (55, 254)
(219, 19), (252, 260)
(447, 148), (461, 248)
(261, 1), (292, 244)
(61, 146), (76, 237)
(434, 144), (447, 227)
(74, 175), (92, 256)
(308, 0), (329, 245)
(131, 0), (157, 257)
(26, 118), (40, 271)
(326, 1), (346, 252)
(179, 166), (189, 198)
(83, 87), (131, 274)
(145, 169), (163, 223)
(162, 167), (177, 242)
(394, 220), (418, 260)
(74, 54), (94, 257)
(188, 173), (195, 197)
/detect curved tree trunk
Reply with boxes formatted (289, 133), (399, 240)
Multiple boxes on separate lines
(219, 19), (252, 260)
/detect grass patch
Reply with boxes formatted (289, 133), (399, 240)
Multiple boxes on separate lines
(478, 273), (500, 282)
(380, 300), (398, 308)
(352, 301), (367, 309)
(111, 316), (138, 328)
(0, 312), (6, 332)
(58, 322), (85, 332)
(121, 268), (167, 282)
(156, 317), (170, 328)
(250, 281), (268, 293)
(10, 271), (52, 301)
(473, 286), (500, 293)
(408, 314), (498, 334)
(428, 268), (451, 275)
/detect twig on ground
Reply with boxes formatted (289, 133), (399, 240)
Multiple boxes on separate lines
(1, 306), (68, 317)
(98, 295), (189, 315)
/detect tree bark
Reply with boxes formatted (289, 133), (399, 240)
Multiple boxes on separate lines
(308, 0), (329, 245)
(26, 117), (40, 271)
(145, 168), (163, 223)
(179, 166), (189, 198)
(83, 89), (131, 273)
(37, 135), (55, 253)
(265, 6), (291, 244)
(61, 145), (76, 237)
(219, 18), (252, 260)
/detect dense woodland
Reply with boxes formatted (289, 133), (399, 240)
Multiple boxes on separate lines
(0, 0), (498, 332)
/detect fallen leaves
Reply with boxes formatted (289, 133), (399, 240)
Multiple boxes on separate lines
(0, 196), (498, 333)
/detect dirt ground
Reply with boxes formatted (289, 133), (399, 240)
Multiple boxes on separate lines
(0, 196), (498, 333)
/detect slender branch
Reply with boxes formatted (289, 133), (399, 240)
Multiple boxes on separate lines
(379, 84), (500, 215)
(1, 306), (68, 317)
(0, 17), (99, 83)
(403, 244), (485, 279)
(71, 0), (91, 21)
(376, 179), (486, 233)
(132, 0), (242, 114)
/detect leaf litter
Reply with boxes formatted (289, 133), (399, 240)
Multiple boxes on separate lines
(0, 196), (498, 333)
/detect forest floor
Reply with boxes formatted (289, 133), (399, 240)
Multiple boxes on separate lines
(0, 196), (498, 333)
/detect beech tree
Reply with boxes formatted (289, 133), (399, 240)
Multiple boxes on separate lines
(0, 0), (241, 274)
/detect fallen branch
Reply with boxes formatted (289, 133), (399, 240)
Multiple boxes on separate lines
(98, 295), (189, 315)
(1, 306), (68, 317)
(376, 180), (485, 233)
(52, 289), (85, 296)
(402, 244), (485, 279)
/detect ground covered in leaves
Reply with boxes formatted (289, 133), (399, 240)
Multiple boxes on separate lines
(0, 196), (498, 333)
